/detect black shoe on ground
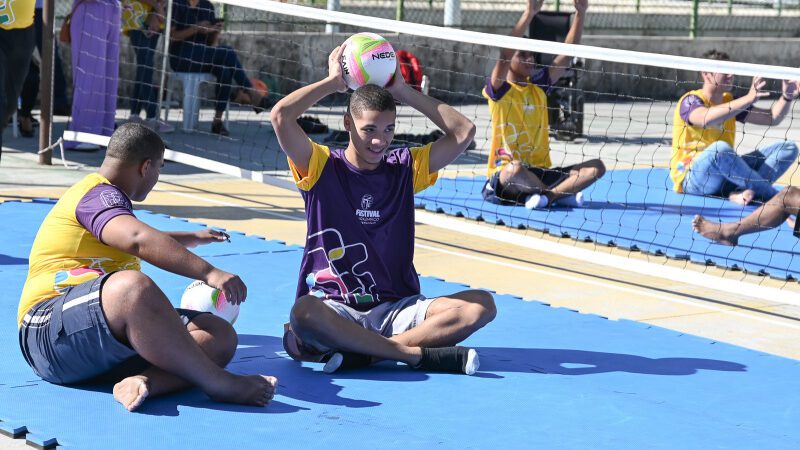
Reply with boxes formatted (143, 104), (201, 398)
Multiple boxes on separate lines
(416, 346), (479, 375)
(211, 119), (229, 136)
(323, 351), (372, 374)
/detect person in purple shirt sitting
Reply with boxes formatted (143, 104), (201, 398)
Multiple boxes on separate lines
(270, 45), (496, 375)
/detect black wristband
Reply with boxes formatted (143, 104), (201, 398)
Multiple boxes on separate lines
(783, 93), (795, 102)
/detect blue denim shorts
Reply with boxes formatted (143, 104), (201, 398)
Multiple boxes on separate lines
(18, 273), (204, 384)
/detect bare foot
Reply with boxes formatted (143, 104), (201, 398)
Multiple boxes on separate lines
(113, 375), (150, 412)
(729, 189), (756, 206)
(787, 216), (796, 229)
(692, 215), (738, 246)
(206, 373), (278, 407)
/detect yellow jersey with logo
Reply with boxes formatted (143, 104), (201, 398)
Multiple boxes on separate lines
(0, 0), (35, 30)
(670, 89), (737, 193)
(18, 173), (140, 325)
(482, 73), (552, 178)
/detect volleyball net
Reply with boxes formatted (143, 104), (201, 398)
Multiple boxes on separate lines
(58, 0), (800, 288)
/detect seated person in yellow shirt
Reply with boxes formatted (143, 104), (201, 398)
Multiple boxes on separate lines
(18, 123), (276, 412)
(483, 0), (605, 209)
(671, 49), (799, 205)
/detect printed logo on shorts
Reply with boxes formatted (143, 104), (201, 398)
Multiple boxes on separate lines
(355, 194), (380, 225)
(100, 189), (129, 209)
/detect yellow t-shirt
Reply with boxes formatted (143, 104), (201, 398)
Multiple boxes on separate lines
(122, 0), (163, 33)
(0, 0), (35, 30)
(18, 173), (141, 325)
(670, 89), (737, 193)
(483, 79), (551, 178)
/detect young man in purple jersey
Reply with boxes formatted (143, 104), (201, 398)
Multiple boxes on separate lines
(271, 45), (496, 375)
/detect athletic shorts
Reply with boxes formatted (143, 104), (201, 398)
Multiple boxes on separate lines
(18, 273), (206, 384)
(282, 295), (436, 362)
(482, 165), (575, 205)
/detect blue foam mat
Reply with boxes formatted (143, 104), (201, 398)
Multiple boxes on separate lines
(2, 201), (800, 448)
(415, 169), (800, 280)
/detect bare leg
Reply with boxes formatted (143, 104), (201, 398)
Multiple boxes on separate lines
(391, 290), (496, 348)
(498, 160), (548, 202)
(102, 271), (277, 411)
(498, 159), (606, 205)
(113, 314), (240, 411)
(693, 187), (800, 246)
(547, 159), (606, 204)
(289, 295), (423, 366)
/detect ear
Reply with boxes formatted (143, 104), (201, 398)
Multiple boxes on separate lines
(139, 158), (152, 177)
(343, 113), (352, 132)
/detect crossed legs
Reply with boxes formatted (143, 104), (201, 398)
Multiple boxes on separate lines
(101, 271), (277, 411)
(498, 159), (606, 206)
(288, 290), (496, 367)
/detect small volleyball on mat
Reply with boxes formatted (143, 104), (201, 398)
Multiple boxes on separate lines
(180, 280), (240, 324)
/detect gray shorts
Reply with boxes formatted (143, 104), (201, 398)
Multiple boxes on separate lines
(323, 295), (435, 338)
(18, 273), (205, 384)
(284, 295), (436, 360)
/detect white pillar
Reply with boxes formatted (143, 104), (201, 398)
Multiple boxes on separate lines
(326, 0), (340, 33)
(444, 0), (461, 27)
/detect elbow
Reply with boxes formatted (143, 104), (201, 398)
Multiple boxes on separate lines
(457, 122), (477, 150)
(269, 105), (286, 129)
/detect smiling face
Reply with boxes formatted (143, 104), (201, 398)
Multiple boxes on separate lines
(343, 108), (396, 170)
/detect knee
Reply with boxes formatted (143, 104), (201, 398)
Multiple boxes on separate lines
(289, 295), (325, 333)
(460, 290), (497, 328)
(707, 142), (735, 159)
(778, 141), (799, 161)
(581, 159), (606, 179)
(784, 186), (800, 207)
(103, 271), (159, 308)
(194, 314), (238, 366)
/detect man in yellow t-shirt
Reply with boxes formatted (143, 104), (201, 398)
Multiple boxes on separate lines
(671, 49), (799, 205)
(482, 0), (605, 210)
(18, 123), (277, 412)
(0, 0), (36, 158)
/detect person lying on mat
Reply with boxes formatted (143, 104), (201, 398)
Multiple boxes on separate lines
(693, 186), (800, 246)
(671, 49), (799, 206)
(270, 46), (496, 375)
(482, 0), (605, 209)
(18, 123), (277, 412)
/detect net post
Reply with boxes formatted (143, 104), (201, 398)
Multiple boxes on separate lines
(727, 0), (732, 15)
(396, 0), (405, 22)
(444, 0), (461, 27)
(326, 0), (340, 33)
(555, 0), (561, 12)
(635, 0), (641, 13)
(158, 0), (174, 123)
(689, 0), (699, 38)
(38, 0), (55, 165)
